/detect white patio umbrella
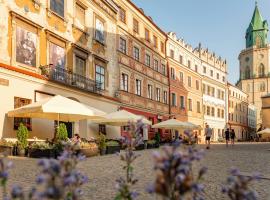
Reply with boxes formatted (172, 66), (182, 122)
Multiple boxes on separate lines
(152, 119), (200, 130)
(92, 110), (152, 126)
(257, 128), (270, 138)
(8, 95), (106, 123)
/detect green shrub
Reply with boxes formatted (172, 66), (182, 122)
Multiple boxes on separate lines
(154, 133), (160, 144)
(56, 123), (68, 141)
(16, 123), (28, 149)
(106, 140), (120, 147)
(98, 133), (106, 150)
(31, 142), (52, 150)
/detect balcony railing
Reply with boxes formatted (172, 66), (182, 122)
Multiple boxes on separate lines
(40, 65), (102, 94)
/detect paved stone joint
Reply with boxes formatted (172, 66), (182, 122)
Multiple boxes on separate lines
(6, 143), (270, 200)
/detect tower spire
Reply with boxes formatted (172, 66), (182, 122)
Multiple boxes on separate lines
(245, 2), (268, 48)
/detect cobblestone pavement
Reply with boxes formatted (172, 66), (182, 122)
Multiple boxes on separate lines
(5, 143), (270, 200)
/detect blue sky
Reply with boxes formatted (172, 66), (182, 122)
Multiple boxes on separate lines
(132, 0), (270, 84)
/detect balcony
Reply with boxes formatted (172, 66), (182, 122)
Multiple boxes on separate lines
(40, 65), (101, 94)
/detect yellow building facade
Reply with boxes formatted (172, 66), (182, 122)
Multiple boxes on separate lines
(0, 0), (121, 139)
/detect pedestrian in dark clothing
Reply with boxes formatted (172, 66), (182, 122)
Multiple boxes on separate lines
(230, 129), (236, 146)
(225, 128), (230, 147)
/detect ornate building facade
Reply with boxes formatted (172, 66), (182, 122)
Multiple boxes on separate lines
(167, 32), (203, 140)
(198, 45), (228, 141)
(237, 3), (269, 128)
(0, 0), (121, 139)
(228, 83), (249, 140)
(114, 0), (169, 139)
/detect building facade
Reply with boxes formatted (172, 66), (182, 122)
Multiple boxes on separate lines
(237, 4), (269, 128)
(167, 32), (203, 140)
(114, 0), (169, 139)
(198, 45), (228, 141)
(228, 83), (249, 140)
(248, 104), (257, 137)
(0, 0), (121, 139)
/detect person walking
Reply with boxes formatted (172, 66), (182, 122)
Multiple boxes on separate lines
(225, 128), (230, 147)
(204, 124), (212, 149)
(230, 129), (236, 146)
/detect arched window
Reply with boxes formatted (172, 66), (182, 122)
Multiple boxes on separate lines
(260, 83), (265, 92)
(256, 36), (262, 48)
(245, 66), (250, 79)
(258, 64), (265, 77)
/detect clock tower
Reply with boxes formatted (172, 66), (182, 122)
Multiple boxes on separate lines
(237, 2), (270, 127)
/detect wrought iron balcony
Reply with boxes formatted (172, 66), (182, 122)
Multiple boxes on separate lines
(40, 65), (102, 94)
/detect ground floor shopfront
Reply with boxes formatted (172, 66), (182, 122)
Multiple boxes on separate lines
(228, 123), (249, 141)
(0, 67), (120, 140)
(204, 116), (226, 142)
(120, 107), (170, 141)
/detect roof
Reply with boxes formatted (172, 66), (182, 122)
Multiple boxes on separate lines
(247, 3), (268, 33)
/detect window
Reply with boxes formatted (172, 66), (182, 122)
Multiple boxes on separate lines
(197, 101), (201, 113)
(163, 91), (168, 104)
(49, 43), (65, 69)
(145, 28), (150, 42)
(95, 65), (105, 90)
(119, 8), (126, 23)
(99, 124), (106, 135)
(217, 108), (220, 118)
(145, 54), (151, 66)
(75, 3), (85, 26)
(156, 88), (161, 102)
(179, 72), (184, 82)
(180, 96), (185, 109)
(260, 83), (265, 92)
(119, 38), (126, 54)
(154, 59), (159, 71)
(207, 106), (210, 115)
(207, 85), (210, 95)
(221, 91), (225, 100)
(188, 76), (192, 87)
(188, 99), (192, 111)
(133, 46), (140, 61)
(203, 66), (206, 73)
(210, 70), (213, 77)
(203, 84), (206, 94)
(75, 55), (86, 76)
(121, 73), (128, 91)
(147, 84), (153, 99)
(211, 107), (215, 117)
(258, 63), (265, 77)
(133, 18), (139, 33)
(161, 64), (166, 75)
(188, 60), (191, 68)
(211, 87), (215, 97)
(160, 42), (165, 53)
(217, 89), (221, 99)
(195, 65), (198, 72)
(135, 79), (142, 96)
(170, 50), (174, 59)
(179, 55), (183, 64)
(14, 97), (32, 130)
(221, 110), (224, 118)
(172, 93), (176, 106)
(50, 0), (64, 17)
(170, 68), (175, 80)
(95, 18), (105, 43)
(196, 80), (199, 90)
(216, 73), (220, 79)
(222, 76), (225, 82)
(153, 35), (157, 48)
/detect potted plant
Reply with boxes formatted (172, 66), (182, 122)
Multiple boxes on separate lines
(106, 140), (121, 154)
(16, 123), (29, 156)
(98, 133), (106, 155)
(54, 123), (68, 158)
(79, 142), (99, 157)
(154, 132), (161, 148)
(29, 142), (53, 158)
(147, 140), (156, 149)
(0, 140), (14, 156)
